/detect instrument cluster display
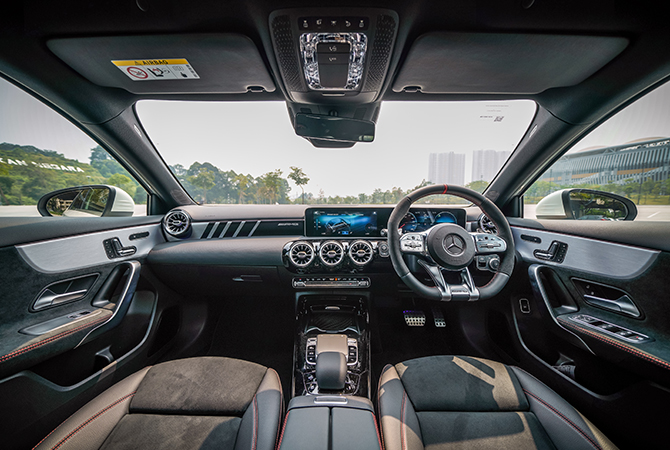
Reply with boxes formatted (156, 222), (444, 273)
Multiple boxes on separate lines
(399, 209), (462, 233)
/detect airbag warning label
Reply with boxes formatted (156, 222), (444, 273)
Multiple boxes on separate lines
(112, 59), (200, 81)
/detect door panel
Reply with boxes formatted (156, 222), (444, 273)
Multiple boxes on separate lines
(0, 218), (165, 449)
(508, 218), (670, 449)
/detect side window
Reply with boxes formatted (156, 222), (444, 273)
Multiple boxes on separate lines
(0, 77), (146, 217)
(525, 81), (670, 221)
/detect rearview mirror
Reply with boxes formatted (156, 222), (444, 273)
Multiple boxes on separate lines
(536, 189), (637, 221)
(294, 113), (375, 143)
(37, 185), (135, 217)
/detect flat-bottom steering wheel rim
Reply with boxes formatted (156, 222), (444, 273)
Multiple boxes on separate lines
(387, 184), (515, 301)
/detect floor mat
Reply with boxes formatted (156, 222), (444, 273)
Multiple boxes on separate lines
(206, 295), (295, 405)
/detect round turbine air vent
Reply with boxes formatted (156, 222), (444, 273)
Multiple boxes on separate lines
(289, 242), (315, 267)
(478, 214), (498, 234)
(164, 209), (192, 237)
(319, 241), (344, 267)
(349, 240), (373, 266)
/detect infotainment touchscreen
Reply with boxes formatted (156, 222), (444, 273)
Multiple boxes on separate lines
(308, 210), (378, 237)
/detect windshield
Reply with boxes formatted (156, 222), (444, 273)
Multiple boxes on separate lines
(136, 100), (536, 205)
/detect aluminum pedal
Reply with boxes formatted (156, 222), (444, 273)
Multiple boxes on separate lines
(432, 307), (446, 328)
(403, 310), (426, 327)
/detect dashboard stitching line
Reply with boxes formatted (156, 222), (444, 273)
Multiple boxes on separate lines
(558, 319), (670, 370)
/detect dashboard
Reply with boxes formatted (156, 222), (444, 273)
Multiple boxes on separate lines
(158, 205), (492, 280)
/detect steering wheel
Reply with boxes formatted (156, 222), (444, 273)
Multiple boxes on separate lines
(388, 184), (515, 301)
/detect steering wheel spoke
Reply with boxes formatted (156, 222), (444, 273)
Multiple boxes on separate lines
(416, 260), (480, 301)
(471, 232), (507, 254)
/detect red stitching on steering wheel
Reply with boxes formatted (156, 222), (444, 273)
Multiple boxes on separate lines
(442, 184), (448, 194)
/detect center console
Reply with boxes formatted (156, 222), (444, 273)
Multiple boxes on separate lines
(293, 294), (370, 397)
(283, 293), (380, 450)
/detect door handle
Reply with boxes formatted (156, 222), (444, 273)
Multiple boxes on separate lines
(583, 294), (641, 318)
(76, 261), (141, 348)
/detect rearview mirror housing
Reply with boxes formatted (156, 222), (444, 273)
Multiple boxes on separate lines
(535, 188), (637, 221)
(37, 185), (135, 217)
(294, 113), (375, 144)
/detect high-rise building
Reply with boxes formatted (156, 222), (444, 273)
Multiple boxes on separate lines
(428, 152), (466, 185)
(471, 149), (511, 182)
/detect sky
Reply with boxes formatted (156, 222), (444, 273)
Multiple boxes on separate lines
(0, 80), (97, 163)
(2, 77), (670, 199)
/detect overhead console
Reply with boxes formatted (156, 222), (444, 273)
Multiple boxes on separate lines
(269, 8), (399, 105)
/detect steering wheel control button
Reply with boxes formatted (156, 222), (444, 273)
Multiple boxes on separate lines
(400, 234), (425, 253)
(473, 233), (507, 253)
(488, 257), (500, 271)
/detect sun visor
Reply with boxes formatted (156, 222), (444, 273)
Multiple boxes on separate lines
(393, 32), (628, 94)
(47, 34), (276, 94)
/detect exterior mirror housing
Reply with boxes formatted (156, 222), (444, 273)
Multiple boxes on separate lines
(37, 185), (135, 217)
(535, 188), (637, 221)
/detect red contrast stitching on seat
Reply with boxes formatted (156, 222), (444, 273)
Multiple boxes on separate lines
(371, 412), (384, 450)
(559, 319), (670, 370)
(523, 389), (602, 450)
(400, 391), (407, 450)
(270, 369), (283, 450)
(276, 410), (290, 450)
(251, 395), (258, 450)
(1, 316), (109, 364)
(37, 391), (136, 450)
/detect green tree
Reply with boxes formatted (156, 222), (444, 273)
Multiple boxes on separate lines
(188, 169), (216, 203)
(288, 166), (310, 204)
(106, 173), (137, 198)
(257, 169), (285, 204)
(233, 173), (252, 203)
(466, 180), (490, 193)
(0, 160), (9, 205)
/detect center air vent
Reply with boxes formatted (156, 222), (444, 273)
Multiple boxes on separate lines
(319, 241), (344, 267)
(349, 240), (373, 266)
(164, 210), (192, 237)
(290, 242), (315, 267)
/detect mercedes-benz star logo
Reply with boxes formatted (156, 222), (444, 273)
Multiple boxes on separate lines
(443, 234), (465, 256)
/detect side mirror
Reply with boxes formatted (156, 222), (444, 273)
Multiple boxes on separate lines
(37, 185), (135, 217)
(535, 189), (637, 221)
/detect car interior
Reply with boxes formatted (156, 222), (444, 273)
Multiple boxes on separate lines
(1, 1), (669, 449)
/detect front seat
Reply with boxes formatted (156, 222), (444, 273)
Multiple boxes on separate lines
(34, 357), (283, 450)
(378, 356), (617, 450)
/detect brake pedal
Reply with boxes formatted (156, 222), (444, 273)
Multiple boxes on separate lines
(432, 307), (446, 328)
(403, 310), (426, 327)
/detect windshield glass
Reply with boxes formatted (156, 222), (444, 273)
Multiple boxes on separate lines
(136, 100), (536, 205)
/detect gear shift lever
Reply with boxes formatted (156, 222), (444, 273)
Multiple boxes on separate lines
(316, 351), (347, 390)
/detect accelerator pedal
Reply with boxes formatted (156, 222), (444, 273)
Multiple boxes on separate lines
(432, 307), (446, 328)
